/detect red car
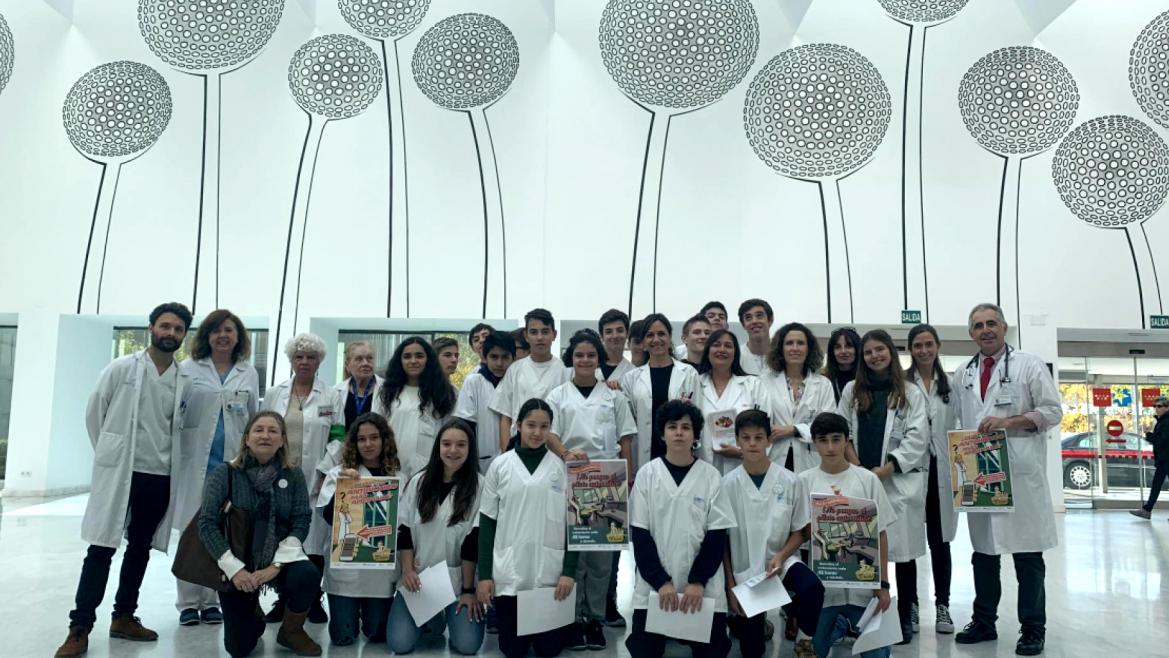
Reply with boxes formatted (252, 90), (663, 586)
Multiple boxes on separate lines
(1061, 431), (1161, 489)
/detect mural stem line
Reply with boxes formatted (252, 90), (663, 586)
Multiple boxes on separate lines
(77, 162), (122, 314)
(273, 116), (326, 386)
(192, 72), (222, 314)
(467, 107), (507, 319)
(1124, 227), (1162, 328)
(380, 39), (413, 318)
(1141, 223), (1164, 315)
(899, 21), (929, 319)
(994, 155), (1024, 343)
(627, 107), (670, 317)
(817, 178), (854, 324)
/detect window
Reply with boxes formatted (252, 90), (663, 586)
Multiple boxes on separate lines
(113, 327), (269, 396)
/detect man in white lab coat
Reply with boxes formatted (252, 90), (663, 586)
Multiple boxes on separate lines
(951, 303), (1061, 657)
(56, 303), (193, 658)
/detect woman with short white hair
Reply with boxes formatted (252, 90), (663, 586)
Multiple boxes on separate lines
(263, 332), (345, 624)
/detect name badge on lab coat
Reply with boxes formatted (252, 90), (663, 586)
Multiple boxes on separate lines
(773, 484), (785, 502)
(994, 394), (1012, 407)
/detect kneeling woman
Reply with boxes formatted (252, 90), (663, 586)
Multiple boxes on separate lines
(316, 412), (400, 646)
(626, 400), (737, 658)
(388, 418), (486, 655)
(478, 399), (578, 658)
(198, 411), (321, 657)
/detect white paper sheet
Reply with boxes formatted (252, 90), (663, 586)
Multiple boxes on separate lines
(398, 563), (457, 626)
(516, 586), (576, 636)
(852, 596), (903, 654)
(645, 593), (716, 644)
(731, 572), (792, 618)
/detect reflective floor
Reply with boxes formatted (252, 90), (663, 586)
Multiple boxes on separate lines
(2, 494), (1167, 657)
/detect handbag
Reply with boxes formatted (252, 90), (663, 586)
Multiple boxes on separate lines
(172, 467), (252, 592)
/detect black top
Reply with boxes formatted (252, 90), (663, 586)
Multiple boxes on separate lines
(748, 472), (766, 489)
(600, 361), (618, 381)
(575, 383), (595, 399)
(856, 375), (890, 470)
(1149, 413), (1169, 464)
(397, 479), (477, 561)
(663, 457), (695, 487)
(343, 379), (377, 429)
(831, 367), (856, 403)
(650, 365), (673, 459)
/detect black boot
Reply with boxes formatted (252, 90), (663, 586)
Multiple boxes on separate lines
(264, 597), (285, 624)
(307, 596), (328, 624)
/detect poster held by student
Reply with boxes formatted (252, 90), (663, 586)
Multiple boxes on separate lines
(566, 460), (629, 551)
(329, 476), (401, 570)
(809, 493), (881, 589)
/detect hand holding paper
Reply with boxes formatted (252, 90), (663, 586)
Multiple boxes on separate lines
(731, 569), (792, 619)
(399, 563), (456, 627)
(517, 586), (576, 636)
(646, 593), (716, 644)
(852, 596), (902, 655)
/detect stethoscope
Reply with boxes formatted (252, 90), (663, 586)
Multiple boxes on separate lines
(963, 345), (1013, 389)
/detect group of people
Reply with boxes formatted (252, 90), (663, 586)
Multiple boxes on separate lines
(53, 297), (1062, 658)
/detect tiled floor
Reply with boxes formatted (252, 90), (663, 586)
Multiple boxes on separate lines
(3, 494), (1166, 656)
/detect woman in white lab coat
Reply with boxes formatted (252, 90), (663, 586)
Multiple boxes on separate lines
(387, 418), (485, 655)
(823, 327), (862, 403)
(173, 310), (259, 624)
(620, 313), (700, 474)
(263, 332), (345, 623)
(695, 329), (771, 474)
(477, 399), (576, 658)
(906, 324), (959, 635)
(315, 412), (400, 646)
(763, 322), (836, 474)
(837, 329), (928, 644)
(625, 399), (736, 658)
(333, 340), (384, 431)
(375, 337), (456, 479)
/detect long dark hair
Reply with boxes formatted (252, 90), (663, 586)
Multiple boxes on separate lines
(505, 398), (555, 451)
(851, 330), (909, 413)
(190, 309), (250, 362)
(698, 329), (748, 376)
(379, 336), (455, 418)
(768, 322), (822, 376)
(342, 412), (400, 474)
(824, 326), (862, 400)
(907, 324), (951, 404)
(561, 328), (607, 369)
(416, 418), (479, 526)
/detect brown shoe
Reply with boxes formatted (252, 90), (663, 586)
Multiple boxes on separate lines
(276, 610), (322, 656)
(54, 627), (89, 657)
(109, 616), (158, 642)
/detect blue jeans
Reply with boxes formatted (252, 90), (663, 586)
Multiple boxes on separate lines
(812, 605), (890, 658)
(327, 594), (390, 646)
(386, 592), (485, 655)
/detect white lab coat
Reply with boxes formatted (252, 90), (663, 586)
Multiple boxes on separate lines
(629, 458), (737, 613)
(332, 375), (385, 427)
(739, 348), (770, 376)
(399, 471), (484, 593)
(83, 351), (189, 551)
(763, 371), (836, 473)
(696, 373), (772, 474)
(172, 358), (259, 531)
(264, 377), (344, 556)
(907, 370), (960, 544)
(620, 361), (700, 472)
(722, 464), (809, 579)
(489, 357), (572, 432)
(479, 449), (568, 596)
(455, 371), (503, 471)
(951, 348), (1062, 555)
(373, 388), (453, 480)
(597, 358), (635, 383)
(315, 463), (399, 597)
(547, 380), (637, 460)
(838, 381), (929, 562)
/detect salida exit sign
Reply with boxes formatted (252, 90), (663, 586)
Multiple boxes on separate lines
(1152, 315), (1169, 329)
(901, 310), (922, 324)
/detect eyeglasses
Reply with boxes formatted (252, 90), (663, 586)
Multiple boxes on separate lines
(1156, 404), (1168, 408)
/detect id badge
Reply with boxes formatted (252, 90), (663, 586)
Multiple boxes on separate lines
(994, 394), (1012, 407)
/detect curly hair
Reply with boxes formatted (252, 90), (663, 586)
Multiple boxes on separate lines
(342, 412), (400, 474)
(767, 322), (823, 375)
(284, 332), (327, 361)
(190, 309), (250, 362)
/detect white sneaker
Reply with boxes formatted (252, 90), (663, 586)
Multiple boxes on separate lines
(935, 604), (955, 634)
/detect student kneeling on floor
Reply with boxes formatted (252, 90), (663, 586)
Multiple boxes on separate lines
(625, 399), (737, 658)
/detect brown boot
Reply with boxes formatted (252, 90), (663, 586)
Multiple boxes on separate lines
(54, 627), (89, 657)
(276, 610), (322, 656)
(109, 615), (158, 642)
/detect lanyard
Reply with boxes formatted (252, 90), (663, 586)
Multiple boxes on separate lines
(351, 378), (374, 413)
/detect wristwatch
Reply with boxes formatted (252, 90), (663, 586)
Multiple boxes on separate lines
(879, 580), (891, 590)
(272, 562), (284, 570)
(462, 587), (477, 595)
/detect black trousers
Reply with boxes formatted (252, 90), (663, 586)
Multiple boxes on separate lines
(736, 562), (824, 658)
(1143, 461), (1169, 510)
(68, 472), (170, 630)
(626, 609), (731, 658)
(494, 595), (566, 658)
(971, 551), (1045, 632)
(925, 454), (952, 606)
(219, 560), (320, 658)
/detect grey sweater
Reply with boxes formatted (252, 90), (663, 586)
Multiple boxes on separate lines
(198, 462), (311, 566)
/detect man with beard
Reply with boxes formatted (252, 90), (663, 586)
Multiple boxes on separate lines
(55, 302), (194, 658)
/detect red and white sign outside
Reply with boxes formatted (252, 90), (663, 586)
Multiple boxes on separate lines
(1142, 388), (1163, 408)
(1092, 388), (1112, 408)
(1106, 419), (1124, 437)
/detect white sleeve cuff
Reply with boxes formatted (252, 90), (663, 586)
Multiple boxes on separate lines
(217, 551), (246, 580)
(274, 537), (309, 564)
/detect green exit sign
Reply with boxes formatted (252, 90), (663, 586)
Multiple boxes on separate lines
(901, 310), (922, 324)
(1152, 315), (1169, 329)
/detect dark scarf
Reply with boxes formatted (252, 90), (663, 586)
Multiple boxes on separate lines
(857, 373), (891, 470)
(245, 456), (280, 571)
(478, 363), (503, 387)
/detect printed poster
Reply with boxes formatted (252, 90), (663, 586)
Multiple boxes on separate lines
(810, 493), (881, 589)
(705, 409), (738, 451)
(948, 429), (1013, 512)
(329, 476), (400, 570)
(566, 459), (629, 551)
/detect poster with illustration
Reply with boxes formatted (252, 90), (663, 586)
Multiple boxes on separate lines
(329, 477), (400, 570)
(566, 460), (629, 551)
(948, 429), (1013, 512)
(810, 493), (881, 589)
